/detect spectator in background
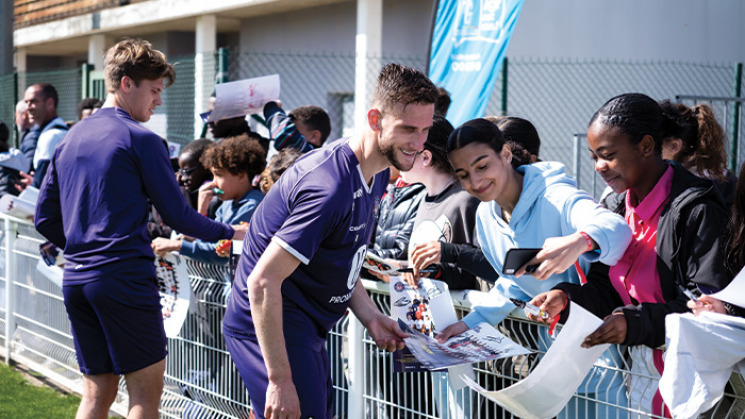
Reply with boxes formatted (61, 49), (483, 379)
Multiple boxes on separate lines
(24, 83), (68, 187)
(16, 100), (37, 172)
(177, 139), (217, 214)
(365, 164), (426, 268)
(77, 97), (103, 121)
(151, 134), (266, 265)
(258, 148), (302, 194)
(0, 121), (8, 147)
(486, 115), (542, 163)
(0, 121), (30, 197)
(434, 86), (451, 117)
(659, 100), (735, 205)
(398, 115), (485, 291)
(263, 101), (331, 154)
(203, 92), (269, 152)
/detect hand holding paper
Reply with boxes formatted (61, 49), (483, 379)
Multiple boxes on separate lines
(461, 302), (610, 419)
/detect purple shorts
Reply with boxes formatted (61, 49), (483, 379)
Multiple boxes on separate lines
(224, 329), (333, 419)
(63, 276), (167, 375)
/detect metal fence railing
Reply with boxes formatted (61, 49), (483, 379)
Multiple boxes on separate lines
(2, 214), (745, 418)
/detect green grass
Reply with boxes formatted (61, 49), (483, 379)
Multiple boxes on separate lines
(0, 362), (81, 418)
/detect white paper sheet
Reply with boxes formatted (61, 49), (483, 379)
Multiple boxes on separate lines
(660, 312), (745, 419)
(156, 253), (194, 338)
(208, 75), (280, 122)
(461, 302), (609, 419)
(710, 266), (745, 308)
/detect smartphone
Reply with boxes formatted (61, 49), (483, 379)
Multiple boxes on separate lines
(503, 248), (541, 275)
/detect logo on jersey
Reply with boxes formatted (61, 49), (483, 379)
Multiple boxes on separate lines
(349, 223), (366, 232)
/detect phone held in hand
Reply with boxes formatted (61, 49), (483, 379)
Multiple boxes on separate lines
(503, 248), (541, 275)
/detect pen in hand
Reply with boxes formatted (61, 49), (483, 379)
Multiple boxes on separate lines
(679, 286), (700, 303)
(510, 298), (550, 320)
(396, 267), (439, 274)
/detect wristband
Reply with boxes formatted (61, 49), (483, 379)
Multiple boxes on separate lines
(549, 290), (570, 338)
(579, 231), (593, 252)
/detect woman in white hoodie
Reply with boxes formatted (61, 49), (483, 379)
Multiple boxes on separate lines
(437, 118), (632, 418)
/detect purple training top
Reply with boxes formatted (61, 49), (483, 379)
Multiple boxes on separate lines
(223, 141), (389, 342)
(35, 107), (233, 285)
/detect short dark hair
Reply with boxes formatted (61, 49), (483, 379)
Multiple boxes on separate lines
(434, 86), (451, 117)
(33, 83), (59, 108)
(200, 134), (266, 179)
(372, 63), (438, 114)
(77, 97), (103, 120)
(182, 138), (214, 159)
(289, 106), (331, 144)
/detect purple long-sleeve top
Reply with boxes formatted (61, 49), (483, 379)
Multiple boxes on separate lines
(35, 107), (234, 285)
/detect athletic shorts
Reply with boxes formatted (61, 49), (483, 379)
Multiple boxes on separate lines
(63, 276), (167, 375)
(224, 329), (333, 419)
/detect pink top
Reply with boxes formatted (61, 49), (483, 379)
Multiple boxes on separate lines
(609, 165), (674, 306)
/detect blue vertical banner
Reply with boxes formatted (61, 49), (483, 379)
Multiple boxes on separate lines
(429, 0), (524, 126)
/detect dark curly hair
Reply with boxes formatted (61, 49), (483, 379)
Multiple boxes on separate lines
(200, 134), (266, 179)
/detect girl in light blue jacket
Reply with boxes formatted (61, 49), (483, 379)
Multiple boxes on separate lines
(437, 118), (632, 418)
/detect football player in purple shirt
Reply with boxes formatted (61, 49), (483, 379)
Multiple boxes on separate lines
(222, 63), (439, 419)
(35, 39), (246, 419)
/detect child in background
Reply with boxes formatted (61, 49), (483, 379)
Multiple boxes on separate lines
(659, 100), (736, 205)
(177, 139), (216, 213)
(259, 148), (302, 194)
(152, 134), (266, 265)
(689, 158), (745, 317)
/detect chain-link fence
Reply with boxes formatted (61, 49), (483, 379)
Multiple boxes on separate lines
(1, 54), (743, 191)
(483, 58), (742, 195)
(0, 73), (17, 146)
(23, 68), (83, 124)
(224, 49), (427, 142)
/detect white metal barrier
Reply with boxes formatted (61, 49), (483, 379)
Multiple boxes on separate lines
(1, 214), (744, 418)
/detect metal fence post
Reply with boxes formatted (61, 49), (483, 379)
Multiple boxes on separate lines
(346, 313), (365, 418)
(732, 62), (743, 171)
(13, 72), (19, 148)
(217, 47), (230, 84)
(81, 63), (93, 99)
(573, 134), (582, 189)
(3, 218), (16, 364)
(500, 57), (508, 116)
